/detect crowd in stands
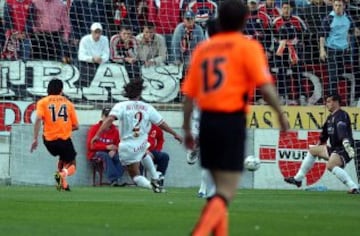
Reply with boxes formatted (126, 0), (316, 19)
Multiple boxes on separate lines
(0, 0), (360, 105)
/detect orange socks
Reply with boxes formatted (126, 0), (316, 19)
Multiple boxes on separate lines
(214, 210), (228, 236)
(65, 164), (76, 176)
(192, 195), (228, 236)
(59, 164), (76, 188)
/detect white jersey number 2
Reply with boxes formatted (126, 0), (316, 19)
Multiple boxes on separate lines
(132, 111), (143, 137)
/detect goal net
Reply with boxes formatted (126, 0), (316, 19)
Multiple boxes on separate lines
(1, 0), (359, 188)
(0, 0), (359, 106)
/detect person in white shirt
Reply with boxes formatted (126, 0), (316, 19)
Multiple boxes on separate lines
(90, 79), (183, 193)
(77, 22), (109, 88)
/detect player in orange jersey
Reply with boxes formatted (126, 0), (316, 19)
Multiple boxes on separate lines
(30, 78), (79, 191)
(182, 1), (289, 235)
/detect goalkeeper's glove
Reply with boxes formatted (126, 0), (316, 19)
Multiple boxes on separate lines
(343, 139), (355, 159)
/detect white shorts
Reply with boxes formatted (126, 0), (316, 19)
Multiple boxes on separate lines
(118, 137), (149, 166)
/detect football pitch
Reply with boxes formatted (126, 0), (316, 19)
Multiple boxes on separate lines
(0, 186), (358, 236)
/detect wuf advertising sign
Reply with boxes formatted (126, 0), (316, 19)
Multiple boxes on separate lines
(253, 129), (359, 190)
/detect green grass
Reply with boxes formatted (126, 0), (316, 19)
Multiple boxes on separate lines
(0, 186), (359, 236)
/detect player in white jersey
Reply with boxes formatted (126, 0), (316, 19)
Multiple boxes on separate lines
(91, 79), (182, 192)
(186, 104), (215, 198)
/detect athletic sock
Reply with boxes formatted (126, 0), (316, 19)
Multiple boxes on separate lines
(59, 164), (76, 189)
(192, 195), (228, 236)
(59, 172), (68, 189)
(214, 211), (228, 236)
(198, 170), (207, 194)
(141, 154), (159, 180)
(294, 152), (316, 181)
(331, 166), (358, 189)
(133, 175), (151, 189)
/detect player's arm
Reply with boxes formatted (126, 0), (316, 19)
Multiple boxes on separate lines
(337, 114), (355, 158)
(318, 121), (328, 145)
(69, 103), (79, 131)
(90, 115), (116, 145)
(182, 96), (196, 149)
(158, 121), (182, 144)
(249, 42), (288, 131)
(183, 96), (193, 134)
(260, 84), (288, 131)
(30, 116), (42, 152)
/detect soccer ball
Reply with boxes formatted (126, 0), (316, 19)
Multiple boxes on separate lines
(244, 155), (261, 171)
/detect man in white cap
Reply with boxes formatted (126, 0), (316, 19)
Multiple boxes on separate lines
(77, 22), (110, 88)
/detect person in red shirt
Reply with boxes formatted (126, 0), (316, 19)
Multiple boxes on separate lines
(2, 0), (34, 60)
(148, 124), (170, 189)
(87, 107), (123, 186)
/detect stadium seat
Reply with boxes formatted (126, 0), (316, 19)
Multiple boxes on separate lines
(90, 157), (104, 186)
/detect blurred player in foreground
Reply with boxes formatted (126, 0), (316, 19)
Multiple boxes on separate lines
(185, 18), (218, 199)
(182, 0), (289, 235)
(186, 104), (216, 198)
(91, 79), (182, 193)
(30, 78), (79, 191)
(285, 94), (359, 194)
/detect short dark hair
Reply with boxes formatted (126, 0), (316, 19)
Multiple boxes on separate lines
(102, 107), (111, 117)
(207, 18), (220, 37)
(142, 21), (156, 31)
(282, 1), (296, 8)
(47, 78), (63, 95)
(123, 79), (145, 99)
(326, 93), (342, 103)
(218, 0), (249, 32)
(120, 23), (132, 32)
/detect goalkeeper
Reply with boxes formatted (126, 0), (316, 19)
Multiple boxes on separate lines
(285, 93), (359, 194)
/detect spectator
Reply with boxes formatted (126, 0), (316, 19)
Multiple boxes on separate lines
(300, 0), (332, 64)
(171, 10), (205, 71)
(147, 124), (170, 190)
(273, 1), (308, 105)
(87, 107), (124, 186)
(0, 0), (6, 51)
(259, 0), (282, 20)
(112, 0), (128, 35)
(245, 0), (272, 56)
(110, 24), (140, 79)
(348, 1), (360, 102)
(245, 0), (273, 104)
(186, 0), (218, 33)
(78, 22), (110, 88)
(31, 0), (71, 61)
(320, 0), (358, 97)
(2, 0), (34, 60)
(136, 21), (167, 67)
(69, 0), (109, 64)
(147, 0), (184, 62)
